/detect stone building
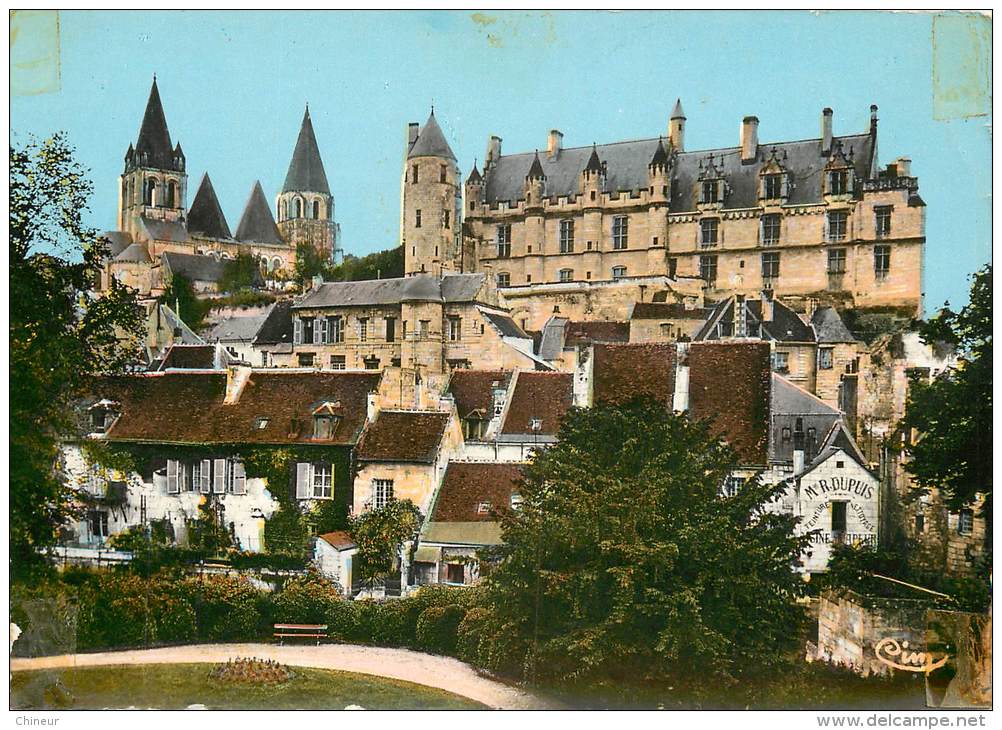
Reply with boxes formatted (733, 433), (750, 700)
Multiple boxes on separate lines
(102, 79), (341, 295)
(462, 101), (924, 321)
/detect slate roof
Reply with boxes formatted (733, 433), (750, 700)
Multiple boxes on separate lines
(631, 302), (710, 320)
(430, 462), (524, 522)
(204, 309), (271, 343)
(565, 320), (630, 346)
(187, 173), (233, 240)
(253, 300), (295, 346)
(155, 304), (204, 346)
(114, 242), (151, 263)
(771, 373), (840, 416)
(687, 341), (772, 464)
(538, 316), (569, 360)
(94, 370), (380, 446)
(139, 217), (190, 243)
(812, 306), (857, 344)
(103, 231), (134, 259)
(407, 111), (456, 161)
(592, 342), (675, 407)
(282, 107), (331, 194)
(481, 309), (529, 339)
(295, 273), (486, 308)
(447, 370), (511, 420)
(235, 181), (284, 245)
(500, 372), (573, 437)
(694, 296), (815, 343)
(157, 344), (218, 370)
(131, 79), (181, 171)
(357, 410), (451, 463)
(483, 131), (875, 211)
(162, 252), (229, 283)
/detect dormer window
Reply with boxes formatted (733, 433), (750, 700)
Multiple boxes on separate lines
(828, 170), (849, 195)
(254, 417), (269, 430)
(312, 402), (343, 440)
(477, 502), (492, 515)
(701, 181), (719, 204)
(88, 400), (119, 434)
(763, 174), (783, 200)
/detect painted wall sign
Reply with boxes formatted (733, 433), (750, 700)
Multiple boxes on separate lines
(875, 637), (950, 673)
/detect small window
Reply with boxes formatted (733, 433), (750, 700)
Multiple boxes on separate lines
(411, 164), (419, 184)
(875, 206), (892, 237)
(827, 248), (847, 274)
(701, 180), (719, 204)
(510, 493), (523, 510)
(761, 251), (780, 281)
(313, 200), (321, 219)
(419, 320), (430, 338)
(559, 220), (574, 253)
(699, 255), (717, 284)
(496, 224), (511, 257)
(781, 426), (792, 441)
(611, 266), (626, 280)
(836, 460), (845, 469)
(773, 351), (789, 373)
(831, 501), (848, 534)
(415, 209), (422, 228)
(828, 170), (849, 196)
(827, 210), (848, 242)
(363, 357), (380, 370)
(819, 347), (834, 370)
(761, 214), (781, 245)
(254, 417), (269, 430)
(440, 164), (447, 183)
(700, 218), (719, 246)
(385, 317), (396, 343)
(373, 479), (394, 509)
(298, 353), (315, 367)
(612, 216), (629, 250)
(314, 415), (338, 440)
(558, 269), (573, 283)
(763, 174), (783, 200)
(659, 323), (671, 338)
(312, 464), (333, 499)
(958, 509), (974, 535)
(448, 316), (462, 342)
(874, 245), (891, 279)
(496, 272), (510, 288)
(330, 355), (346, 370)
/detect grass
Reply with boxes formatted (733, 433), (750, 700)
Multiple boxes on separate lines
(11, 664), (484, 710)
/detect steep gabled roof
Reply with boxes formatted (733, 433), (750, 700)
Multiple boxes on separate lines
(157, 344), (219, 370)
(812, 306), (857, 344)
(447, 370), (511, 420)
(235, 181), (284, 245)
(162, 251), (229, 284)
(187, 173), (233, 240)
(282, 107), (331, 194)
(526, 151), (545, 179)
(500, 372), (573, 438)
(430, 462), (525, 523)
(592, 342), (675, 408)
(133, 78), (180, 171)
(584, 144), (603, 173)
(693, 296), (814, 343)
(650, 137), (669, 167)
(407, 110), (456, 161)
(252, 299), (294, 346)
(357, 410), (451, 463)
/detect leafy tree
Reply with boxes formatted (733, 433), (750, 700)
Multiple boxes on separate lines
(349, 500), (422, 586)
(218, 251), (261, 293)
(331, 247), (404, 282)
(308, 499), (350, 535)
(902, 265), (991, 515)
(160, 272), (210, 331)
(475, 399), (810, 689)
(264, 501), (312, 559)
(293, 241), (333, 287)
(10, 134), (144, 582)
(186, 499), (236, 555)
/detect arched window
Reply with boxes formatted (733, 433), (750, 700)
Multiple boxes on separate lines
(280, 200), (287, 221)
(144, 178), (157, 206)
(273, 257), (283, 271)
(295, 197), (303, 218)
(313, 200), (321, 219)
(166, 181), (178, 208)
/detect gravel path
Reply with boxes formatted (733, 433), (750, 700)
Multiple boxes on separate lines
(10, 643), (553, 710)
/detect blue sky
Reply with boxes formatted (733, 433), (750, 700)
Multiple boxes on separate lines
(10, 10), (990, 310)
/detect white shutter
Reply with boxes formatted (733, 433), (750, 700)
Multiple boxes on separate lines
(296, 462), (311, 499)
(320, 317), (329, 344)
(780, 174), (789, 199)
(232, 461), (246, 495)
(293, 317), (303, 345)
(166, 459), (179, 494)
(213, 458), (226, 493)
(313, 317), (322, 345)
(201, 459), (212, 492)
(199, 460), (211, 494)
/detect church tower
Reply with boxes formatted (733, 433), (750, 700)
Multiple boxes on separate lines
(402, 109), (461, 277)
(119, 77), (187, 238)
(276, 106), (340, 263)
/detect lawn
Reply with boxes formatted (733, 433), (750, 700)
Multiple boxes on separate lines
(11, 664), (484, 710)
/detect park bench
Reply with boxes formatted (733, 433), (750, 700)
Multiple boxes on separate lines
(273, 623), (328, 645)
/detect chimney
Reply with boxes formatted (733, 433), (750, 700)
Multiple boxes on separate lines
(673, 343), (690, 412)
(485, 135), (502, 171)
(734, 294), (747, 337)
(367, 392), (379, 423)
(224, 365), (252, 404)
(821, 108), (833, 155)
(740, 116), (759, 163)
(894, 157), (911, 177)
(407, 122), (419, 147)
(547, 129), (563, 159)
(761, 289), (775, 322)
(870, 104), (879, 135)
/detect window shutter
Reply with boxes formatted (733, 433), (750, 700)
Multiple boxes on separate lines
(313, 317), (322, 345)
(296, 462), (310, 499)
(781, 174), (789, 199)
(198, 461), (210, 494)
(213, 458), (226, 493)
(293, 317), (302, 345)
(201, 459), (212, 493)
(166, 460), (179, 494)
(320, 317), (329, 344)
(232, 461), (246, 495)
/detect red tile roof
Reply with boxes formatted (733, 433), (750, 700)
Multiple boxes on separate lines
(447, 370), (511, 419)
(501, 372), (573, 436)
(564, 320), (630, 346)
(96, 371), (380, 445)
(430, 462), (525, 522)
(357, 410), (451, 463)
(318, 530), (356, 550)
(687, 341), (771, 464)
(592, 342), (676, 407)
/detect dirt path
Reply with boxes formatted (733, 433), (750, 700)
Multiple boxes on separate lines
(10, 643), (553, 710)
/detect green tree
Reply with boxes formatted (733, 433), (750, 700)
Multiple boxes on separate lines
(349, 500), (422, 586)
(475, 399), (810, 689)
(218, 251), (262, 293)
(264, 501), (312, 559)
(160, 272), (210, 331)
(331, 247), (404, 282)
(293, 241), (333, 287)
(902, 265), (991, 514)
(10, 134), (144, 582)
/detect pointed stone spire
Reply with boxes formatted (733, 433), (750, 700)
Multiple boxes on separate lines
(187, 173), (233, 240)
(407, 109), (457, 161)
(235, 181), (283, 245)
(134, 77), (180, 170)
(526, 150), (545, 180)
(466, 160), (483, 184)
(671, 98), (686, 120)
(650, 137), (669, 168)
(585, 144), (603, 173)
(282, 106), (330, 194)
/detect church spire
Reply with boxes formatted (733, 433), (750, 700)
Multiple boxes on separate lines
(187, 173), (232, 240)
(282, 106), (330, 195)
(133, 77), (180, 171)
(235, 181), (283, 245)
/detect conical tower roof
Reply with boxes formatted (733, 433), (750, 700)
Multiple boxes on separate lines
(235, 181), (283, 245)
(671, 98), (686, 120)
(526, 151), (545, 180)
(407, 109), (457, 161)
(134, 78), (180, 171)
(187, 173), (233, 240)
(466, 161), (483, 184)
(584, 144), (603, 173)
(282, 106), (330, 194)
(650, 137), (669, 167)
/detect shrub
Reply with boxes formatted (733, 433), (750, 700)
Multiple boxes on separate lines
(271, 571), (354, 637)
(180, 574), (265, 642)
(352, 600), (408, 646)
(455, 606), (491, 664)
(415, 604), (466, 655)
(397, 585), (478, 646)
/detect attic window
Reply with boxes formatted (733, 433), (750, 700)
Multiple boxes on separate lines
(836, 461), (845, 468)
(88, 400), (119, 434)
(313, 413), (341, 440)
(254, 417), (269, 430)
(476, 502), (492, 514)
